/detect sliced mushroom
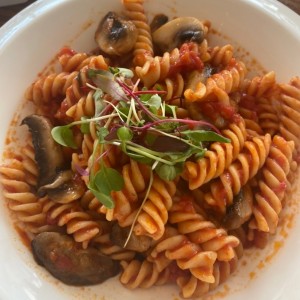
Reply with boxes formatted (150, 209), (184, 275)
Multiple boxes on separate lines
(21, 115), (65, 188)
(95, 12), (138, 56)
(222, 185), (253, 230)
(111, 223), (153, 252)
(38, 170), (85, 203)
(32, 232), (120, 285)
(152, 17), (206, 53)
(150, 14), (169, 32)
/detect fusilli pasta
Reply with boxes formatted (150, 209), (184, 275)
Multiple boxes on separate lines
(1, 2), (299, 299)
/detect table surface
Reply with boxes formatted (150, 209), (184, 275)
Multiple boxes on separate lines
(0, 0), (299, 28)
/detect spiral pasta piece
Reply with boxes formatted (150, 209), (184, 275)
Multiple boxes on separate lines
(238, 94), (264, 135)
(56, 68), (91, 118)
(169, 197), (240, 262)
(0, 159), (47, 234)
(42, 199), (101, 248)
(120, 259), (170, 289)
(93, 230), (136, 261)
(136, 43), (203, 88)
(59, 51), (93, 72)
(122, 0), (153, 66)
(25, 71), (78, 105)
(248, 135), (294, 233)
(177, 254), (238, 298)
(149, 232), (217, 283)
(135, 48), (180, 88)
(162, 73), (185, 101)
(204, 133), (272, 213)
(208, 44), (234, 67)
(20, 143), (39, 186)
(197, 39), (211, 63)
(242, 71), (276, 98)
(59, 50), (109, 72)
(100, 159), (151, 225)
(66, 90), (95, 120)
(133, 175), (176, 240)
(183, 120), (247, 189)
(278, 77), (300, 152)
(80, 189), (102, 214)
(56, 57), (109, 118)
(257, 96), (280, 136)
(184, 58), (247, 104)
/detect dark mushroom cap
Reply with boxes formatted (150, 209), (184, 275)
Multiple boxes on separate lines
(152, 16), (206, 53)
(21, 115), (66, 188)
(95, 11), (138, 56)
(222, 185), (253, 230)
(32, 232), (120, 285)
(38, 170), (85, 203)
(150, 14), (169, 32)
(110, 223), (153, 252)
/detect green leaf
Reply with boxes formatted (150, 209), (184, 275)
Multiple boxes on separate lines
(194, 150), (206, 159)
(94, 167), (124, 194)
(118, 106), (130, 122)
(127, 152), (154, 165)
(153, 83), (164, 91)
(80, 116), (90, 134)
(144, 132), (157, 147)
(181, 130), (231, 143)
(108, 67), (119, 75)
(164, 103), (177, 118)
(140, 93), (152, 102)
(109, 67), (134, 78)
(155, 163), (183, 181)
(87, 69), (114, 80)
(97, 127), (109, 142)
(117, 126), (133, 152)
(51, 126), (77, 149)
(93, 89), (105, 117)
(88, 183), (115, 209)
(117, 126), (133, 142)
(119, 68), (134, 78)
(156, 121), (179, 132)
(147, 94), (161, 109)
(141, 94), (162, 114)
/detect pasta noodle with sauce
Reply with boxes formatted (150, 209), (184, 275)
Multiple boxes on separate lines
(0, 0), (300, 298)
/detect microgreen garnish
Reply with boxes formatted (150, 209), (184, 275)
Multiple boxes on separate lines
(124, 167), (154, 248)
(51, 67), (231, 209)
(88, 166), (124, 209)
(88, 69), (128, 101)
(109, 66), (134, 78)
(51, 125), (78, 149)
(80, 116), (90, 134)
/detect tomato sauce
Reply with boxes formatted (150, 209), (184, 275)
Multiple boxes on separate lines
(168, 43), (204, 77)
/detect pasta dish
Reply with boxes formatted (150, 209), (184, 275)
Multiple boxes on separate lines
(0, 0), (299, 298)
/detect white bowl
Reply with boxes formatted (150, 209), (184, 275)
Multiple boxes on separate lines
(0, 0), (300, 299)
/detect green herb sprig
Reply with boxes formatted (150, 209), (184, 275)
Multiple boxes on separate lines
(51, 67), (230, 209)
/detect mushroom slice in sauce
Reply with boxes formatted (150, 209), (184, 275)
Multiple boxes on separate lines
(38, 170), (85, 203)
(95, 11), (138, 56)
(150, 14), (169, 32)
(21, 115), (65, 188)
(222, 185), (253, 230)
(110, 223), (153, 252)
(152, 16), (206, 53)
(32, 232), (120, 285)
